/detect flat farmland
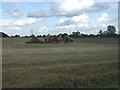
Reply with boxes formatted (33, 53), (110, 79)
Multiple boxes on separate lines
(2, 38), (118, 88)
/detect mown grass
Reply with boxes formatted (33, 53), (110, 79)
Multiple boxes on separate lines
(2, 38), (118, 88)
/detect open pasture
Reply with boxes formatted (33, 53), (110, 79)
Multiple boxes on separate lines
(2, 38), (118, 88)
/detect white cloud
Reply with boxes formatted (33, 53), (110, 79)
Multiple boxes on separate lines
(98, 13), (109, 22)
(78, 24), (89, 28)
(9, 26), (21, 30)
(59, 0), (94, 11)
(71, 13), (89, 23)
(39, 26), (48, 32)
(0, 19), (13, 26)
(56, 12), (114, 34)
(4, 9), (26, 18)
(0, 17), (42, 27)
(58, 19), (67, 24)
(2, 0), (118, 2)
(0, 9), (3, 14)
(58, 13), (89, 26)
(11, 10), (25, 18)
(28, 9), (53, 18)
(28, 0), (111, 18)
(95, 0), (119, 2)
(88, 13), (112, 32)
(65, 24), (75, 29)
(14, 18), (42, 26)
(0, 29), (3, 32)
(2, 0), (57, 2)
(56, 24), (75, 29)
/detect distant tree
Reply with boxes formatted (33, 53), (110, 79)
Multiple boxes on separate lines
(81, 34), (88, 37)
(107, 25), (116, 35)
(102, 31), (107, 37)
(98, 25), (117, 37)
(43, 35), (46, 38)
(14, 35), (20, 38)
(89, 34), (96, 37)
(37, 35), (42, 37)
(98, 30), (103, 36)
(0, 32), (9, 38)
(30, 34), (35, 38)
(22, 35), (28, 38)
(96, 34), (100, 37)
(71, 31), (80, 38)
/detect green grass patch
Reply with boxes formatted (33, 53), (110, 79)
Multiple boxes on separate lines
(2, 38), (118, 88)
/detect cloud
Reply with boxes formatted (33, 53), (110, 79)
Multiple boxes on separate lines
(36, 12), (115, 35)
(58, 13), (89, 26)
(56, 24), (75, 29)
(78, 24), (89, 28)
(10, 10), (26, 18)
(14, 18), (42, 26)
(4, 9), (25, 18)
(0, 18), (42, 29)
(38, 26), (48, 33)
(0, 29), (3, 32)
(13, 18), (42, 26)
(28, 9), (53, 18)
(0, 9), (3, 14)
(2, 0), (58, 2)
(97, 13), (109, 22)
(28, 0), (111, 18)
(58, 0), (94, 11)
(0, 17), (42, 27)
(9, 26), (21, 30)
(1, 1), (117, 36)
(0, 19), (13, 26)
(56, 12), (113, 34)
(95, 0), (119, 2)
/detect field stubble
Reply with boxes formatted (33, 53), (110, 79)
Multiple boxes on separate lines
(2, 38), (118, 88)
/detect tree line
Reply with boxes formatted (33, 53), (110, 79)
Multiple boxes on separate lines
(0, 25), (120, 38)
(70, 25), (119, 38)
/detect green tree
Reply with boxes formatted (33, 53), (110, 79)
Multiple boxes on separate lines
(0, 32), (9, 38)
(72, 31), (80, 38)
(107, 25), (116, 34)
(14, 35), (20, 38)
(98, 30), (102, 36)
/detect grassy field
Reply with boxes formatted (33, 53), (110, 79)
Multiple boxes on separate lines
(2, 37), (118, 88)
